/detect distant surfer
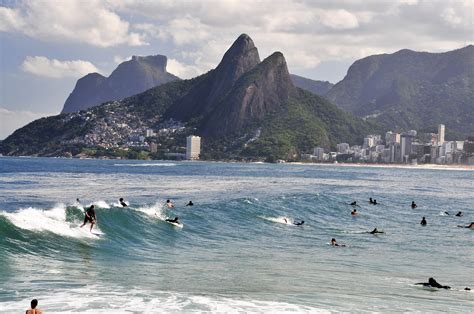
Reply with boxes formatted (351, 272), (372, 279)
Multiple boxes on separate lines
(294, 220), (305, 226)
(411, 201), (417, 209)
(369, 197), (374, 204)
(26, 299), (42, 314)
(119, 198), (127, 207)
(415, 277), (450, 289)
(373, 199), (377, 205)
(350, 201), (357, 206)
(331, 238), (346, 247)
(457, 222), (474, 228)
(76, 198), (80, 203)
(455, 211), (463, 217)
(186, 201), (194, 206)
(368, 228), (384, 234)
(351, 209), (358, 216)
(420, 217), (427, 226)
(166, 217), (180, 224)
(166, 200), (174, 208)
(80, 205), (96, 232)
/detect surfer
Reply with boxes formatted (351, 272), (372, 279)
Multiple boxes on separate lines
(331, 238), (346, 247)
(26, 299), (43, 314)
(415, 277), (450, 289)
(411, 201), (417, 209)
(369, 197), (374, 204)
(373, 199), (377, 205)
(455, 211), (463, 217)
(76, 198), (80, 203)
(119, 198), (127, 207)
(166, 217), (180, 224)
(80, 205), (96, 231)
(369, 228), (384, 234)
(420, 217), (427, 226)
(294, 220), (305, 226)
(166, 199), (174, 208)
(350, 201), (357, 206)
(351, 209), (358, 216)
(457, 222), (474, 228)
(186, 201), (194, 206)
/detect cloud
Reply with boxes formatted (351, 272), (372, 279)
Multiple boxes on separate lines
(0, 0), (147, 47)
(167, 58), (202, 79)
(21, 56), (99, 78)
(0, 107), (55, 140)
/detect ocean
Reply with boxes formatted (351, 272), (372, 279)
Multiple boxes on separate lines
(0, 157), (472, 313)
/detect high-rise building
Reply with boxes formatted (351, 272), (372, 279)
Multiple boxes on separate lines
(337, 143), (350, 154)
(186, 136), (201, 160)
(438, 124), (445, 145)
(314, 147), (325, 160)
(385, 131), (400, 144)
(400, 134), (414, 162)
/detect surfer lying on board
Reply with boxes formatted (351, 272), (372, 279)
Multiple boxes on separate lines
(368, 228), (384, 234)
(415, 277), (450, 289)
(166, 217), (180, 224)
(80, 205), (96, 232)
(331, 238), (346, 247)
(166, 200), (175, 208)
(294, 220), (305, 226)
(186, 201), (194, 206)
(350, 201), (357, 206)
(458, 222), (474, 228)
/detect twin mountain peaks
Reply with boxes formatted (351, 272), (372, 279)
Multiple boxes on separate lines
(1, 34), (472, 159)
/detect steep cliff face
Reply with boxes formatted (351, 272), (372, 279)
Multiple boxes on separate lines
(202, 52), (296, 135)
(165, 34), (261, 121)
(326, 45), (474, 134)
(62, 55), (180, 113)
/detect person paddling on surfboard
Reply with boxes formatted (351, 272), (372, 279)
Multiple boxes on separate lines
(186, 201), (194, 206)
(457, 222), (474, 228)
(368, 228), (384, 234)
(166, 199), (174, 208)
(119, 198), (127, 207)
(415, 277), (450, 289)
(293, 220), (304, 226)
(331, 238), (346, 247)
(166, 217), (180, 224)
(80, 205), (96, 232)
(350, 201), (357, 206)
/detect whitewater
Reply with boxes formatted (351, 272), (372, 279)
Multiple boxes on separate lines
(0, 157), (472, 312)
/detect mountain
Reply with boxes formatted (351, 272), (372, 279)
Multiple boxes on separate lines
(326, 45), (474, 135)
(290, 74), (333, 96)
(61, 55), (180, 113)
(1, 34), (374, 160)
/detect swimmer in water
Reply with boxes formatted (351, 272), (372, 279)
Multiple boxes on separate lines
(411, 201), (417, 209)
(186, 201), (194, 206)
(455, 211), (463, 217)
(166, 199), (174, 208)
(373, 199), (377, 205)
(331, 238), (346, 247)
(119, 198), (127, 207)
(369, 197), (374, 204)
(369, 228), (384, 234)
(415, 277), (450, 289)
(80, 205), (96, 232)
(420, 217), (427, 226)
(351, 209), (358, 216)
(457, 222), (474, 228)
(26, 299), (43, 314)
(166, 217), (180, 224)
(294, 220), (305, 226)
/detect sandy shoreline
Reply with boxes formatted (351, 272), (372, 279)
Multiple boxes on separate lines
(287, 162), (474, 171)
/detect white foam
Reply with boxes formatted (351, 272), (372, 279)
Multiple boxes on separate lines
(90, 200), (110, 209)
(134, 202), (167, 220)
(0, 286), (326, 313)
(2, 205), (102, 239)
(261, 216), (294, 225)
(114, 163), (177, 167)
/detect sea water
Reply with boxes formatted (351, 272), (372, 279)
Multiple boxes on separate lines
(0, 157), (472, 313)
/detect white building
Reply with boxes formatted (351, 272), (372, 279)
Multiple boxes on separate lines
(313, 147), (325, 160)
(363, 137), (375, 149)
(186, 136), (201, 160)
(385, 131), (400, 144)
(145, 129), (155, 137)
(438, 124), (445, 145)
(337, 143), (350, 154)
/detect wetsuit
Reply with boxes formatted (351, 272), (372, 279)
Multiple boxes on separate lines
(416, 278), (450, 289)
(84, 206), (96, 224)
(120, 201), (127, 207)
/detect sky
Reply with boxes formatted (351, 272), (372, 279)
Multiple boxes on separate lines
(0, 0), (473, 139)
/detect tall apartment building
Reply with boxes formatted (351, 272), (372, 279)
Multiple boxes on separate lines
(186, 136), (201, 160)
(438, 124), (445, 145)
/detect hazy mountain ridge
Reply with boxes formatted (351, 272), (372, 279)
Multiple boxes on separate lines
(62, 55), (180, 113)
(290, 74), (333, 96)
(326, 45), (474, 134)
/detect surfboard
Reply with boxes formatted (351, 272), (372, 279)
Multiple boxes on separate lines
(166, 221), (183, 228)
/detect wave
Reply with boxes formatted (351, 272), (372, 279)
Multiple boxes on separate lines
(0, 204), (102, 239)
(260, 215), (294, 225)
(0, 286), (326, 313)
(114, 163), (177, 167)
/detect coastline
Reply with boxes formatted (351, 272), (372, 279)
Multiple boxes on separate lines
(287, 162), (474, 171)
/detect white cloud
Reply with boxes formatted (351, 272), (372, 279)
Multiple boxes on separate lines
(167, 58), (202, 79)
(113, 55), (132, 64)
(21, 56), (99, 79)
(0, 0), (147, 47)
(0, 107), (55, 140)
(319, 9), (360, 30)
